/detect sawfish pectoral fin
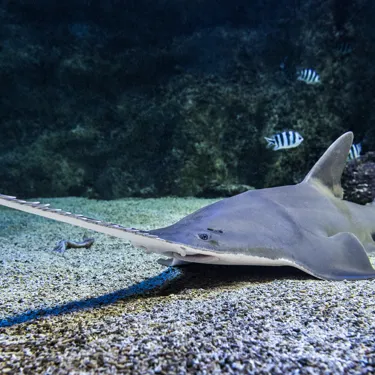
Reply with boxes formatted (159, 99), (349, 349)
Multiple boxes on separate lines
(296, 232), (375, 281)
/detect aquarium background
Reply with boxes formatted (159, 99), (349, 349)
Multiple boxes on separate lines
(0, 0), (373, 200)
(2, 3), (375, 373)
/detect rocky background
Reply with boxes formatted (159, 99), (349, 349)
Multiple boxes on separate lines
(0, 0), (374, 200)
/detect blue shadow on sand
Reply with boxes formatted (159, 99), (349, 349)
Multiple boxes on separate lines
(0, 267), (182, 328)
(0, 264), (308, 328)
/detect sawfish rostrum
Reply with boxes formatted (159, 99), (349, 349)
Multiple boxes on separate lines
(1, 132), (375, 280)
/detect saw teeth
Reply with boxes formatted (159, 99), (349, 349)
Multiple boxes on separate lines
(144, 234), (158, 238)
(111, 224), (126, 229)
(0, 194), (16, 199)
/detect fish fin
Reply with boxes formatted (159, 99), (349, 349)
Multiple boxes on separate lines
(302, 132), (354, 198)
(294, 232), (375, 280)
(264, 137), (275, 148)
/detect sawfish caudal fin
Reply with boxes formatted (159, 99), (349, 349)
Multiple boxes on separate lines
(296, 232), (375, 281)
(302, 132), (354, 198)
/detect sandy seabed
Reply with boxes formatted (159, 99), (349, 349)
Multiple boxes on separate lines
(0, 197), (374, 374)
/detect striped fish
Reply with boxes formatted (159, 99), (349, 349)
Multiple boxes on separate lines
(297, 69), (320, 85)
(347, 142), (362, 161)
(264, 131), (304, 151)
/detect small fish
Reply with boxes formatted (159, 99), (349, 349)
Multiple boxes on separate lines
(264, 131), (304, 151)
(347, 142), (362, 160)
(297, 69), (321, 85)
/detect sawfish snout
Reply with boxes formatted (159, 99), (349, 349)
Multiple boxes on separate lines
(148, 225), (222, 252)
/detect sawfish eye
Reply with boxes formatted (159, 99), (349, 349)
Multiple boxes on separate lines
(198, 233), (209, 240)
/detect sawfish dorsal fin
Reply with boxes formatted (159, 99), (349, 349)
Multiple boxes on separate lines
(302, 132), (353, 198)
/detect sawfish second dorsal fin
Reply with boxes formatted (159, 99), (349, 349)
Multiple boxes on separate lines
(302, 132), (354, 198)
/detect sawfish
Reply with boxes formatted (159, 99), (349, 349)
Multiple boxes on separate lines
(1, 132), (375, 281)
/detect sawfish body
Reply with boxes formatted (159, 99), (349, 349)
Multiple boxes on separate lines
(149, 182), (375, 280)
(1, 132), (375, 280)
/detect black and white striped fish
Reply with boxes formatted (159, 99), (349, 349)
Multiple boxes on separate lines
(347, 142), (362, 161)
(297, 69), (320, 85)
(264, 131), (304, 151)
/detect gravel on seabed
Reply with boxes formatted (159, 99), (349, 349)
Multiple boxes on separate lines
(0, 197), (374, 374)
